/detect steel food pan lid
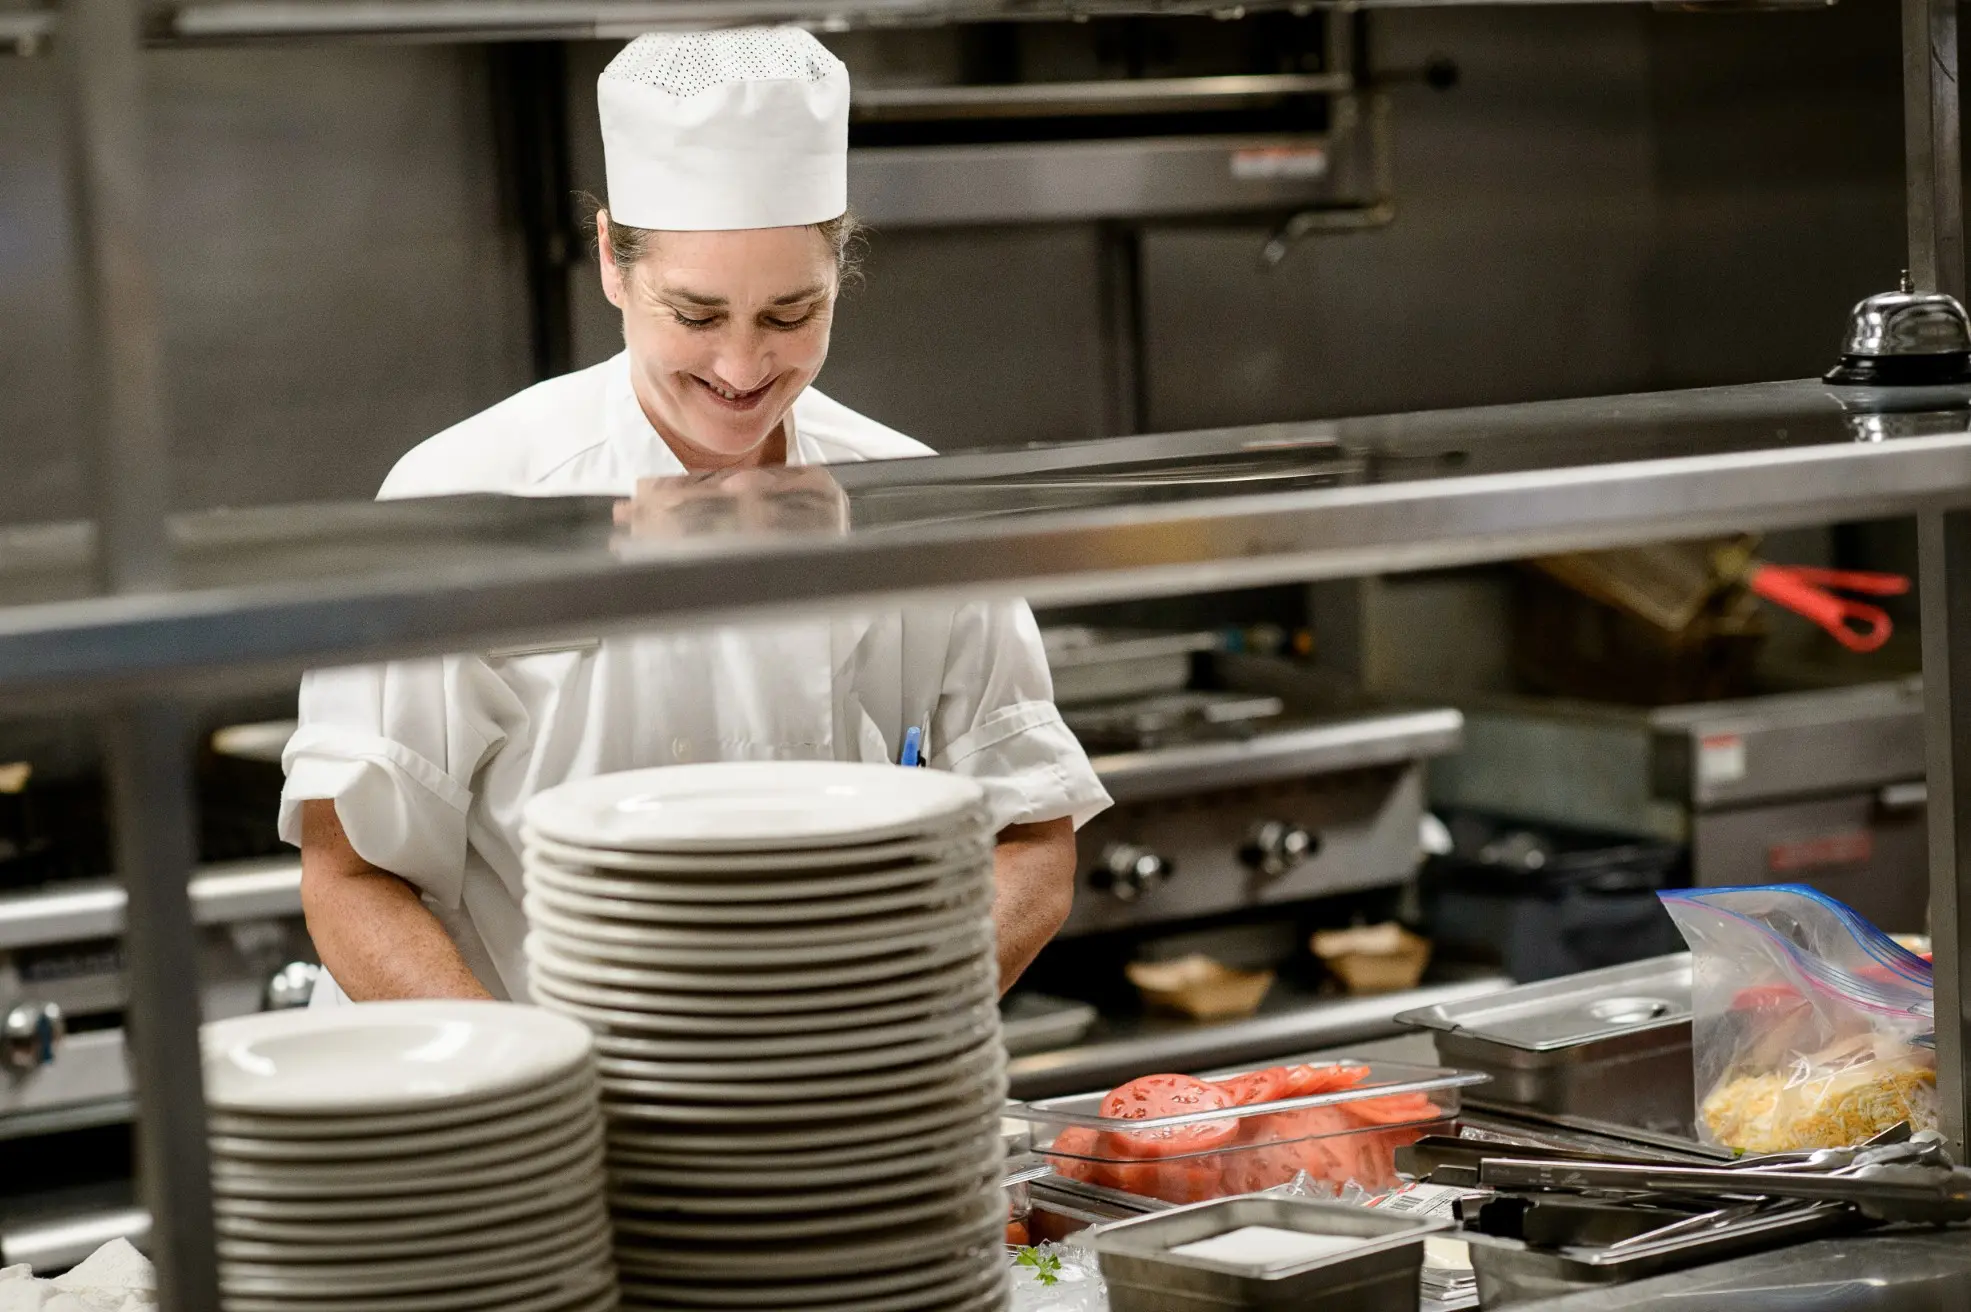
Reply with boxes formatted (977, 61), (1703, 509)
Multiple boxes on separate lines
(1094, 1194), (1448, 1282)
(1394, 955), (1692, 1052)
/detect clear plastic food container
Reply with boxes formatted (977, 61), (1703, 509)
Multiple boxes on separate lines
(1006, 1058), (1486, 1206)
(1003, 1155), (1053, 1247)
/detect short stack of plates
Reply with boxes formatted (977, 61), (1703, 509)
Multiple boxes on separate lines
(203, 1002), (616, 1312)
(522, 761), (1011, 1312)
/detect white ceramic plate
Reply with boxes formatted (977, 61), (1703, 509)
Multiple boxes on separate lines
(228, 1284), (619, 1312)
(520, 882), (991, 949)
(587, 1004), (996, 1074)
(581, 1001), (989, 1062)
(209, 1085), (597, 1163)
(616, 1250), (987, 1308)
(521, 866), (992, 925)
(202, 1002), (593, 1115)
(529, 969), (996, 1040)
(217, 1205), (609, 1286)
(522, 761), (987, 853)
(598, 1037), (1000, 1115)
(214, 1159), (605, 1224)
(606, 1117), (997, 1173)
(211, 1197), (603, 1268)
(525, 853), (987, 906)
(600, 1073), (1006, 1146)
(526, 827), (993, 877)
(219, 1240), (614, 1312)
(211, 1121), (603, 1199)
(622, 1254), (1002, 1312)
(525, 900), (991, 969)
(609, 1143), (1003, 1216)
(206, 1063), (598, 1142)
(595, 1079), (1001, 1150)
(606, 1128), (1000, 1192)
(528, 954), (994, 1022)
(593, 1029), (1000, 1100)
(213, 1169), (607, 1244)
(614, 1193), (1002, 1279)
(525, 924), (993, 994)
(612, 1183), (995, 1243)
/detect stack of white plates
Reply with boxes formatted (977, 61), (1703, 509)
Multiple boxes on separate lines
(522, 761), (1011, 1312)
(203, 1002), (616, 1312)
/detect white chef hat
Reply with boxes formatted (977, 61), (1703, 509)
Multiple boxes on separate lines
(599, 28), (850, 231)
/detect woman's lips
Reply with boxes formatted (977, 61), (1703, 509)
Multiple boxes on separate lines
(692, 374), (773, 412)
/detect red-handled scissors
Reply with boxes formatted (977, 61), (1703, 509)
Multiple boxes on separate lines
(1736, 562), (1910, 653)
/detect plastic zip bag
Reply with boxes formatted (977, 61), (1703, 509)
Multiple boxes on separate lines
(1659, 884), (1935, 1153)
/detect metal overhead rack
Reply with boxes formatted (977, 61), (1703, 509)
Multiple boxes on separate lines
(19, 0), (1970, 1308)
(0, 0), (1847, 51)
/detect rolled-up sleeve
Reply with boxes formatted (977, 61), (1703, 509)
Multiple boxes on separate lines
(931, 600), (1112, 832)
(278, 656), (516, 909)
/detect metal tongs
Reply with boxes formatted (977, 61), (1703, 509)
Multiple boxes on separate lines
(1477, 1130), (1971, 1226)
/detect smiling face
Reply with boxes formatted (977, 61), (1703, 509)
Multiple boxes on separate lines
(599, 215), (840, 471)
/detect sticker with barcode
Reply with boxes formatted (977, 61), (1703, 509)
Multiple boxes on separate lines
(1368, 1182), (1476, 1219)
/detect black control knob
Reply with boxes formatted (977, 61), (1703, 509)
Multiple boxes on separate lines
(1240, 820), (1319, 880)
(1092, 843), (1174, 903)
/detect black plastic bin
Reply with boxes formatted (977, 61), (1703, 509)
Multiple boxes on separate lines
(1420, 810), (1688, 982)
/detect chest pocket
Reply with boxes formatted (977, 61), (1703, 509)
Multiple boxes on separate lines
(835, 608), (955, 768)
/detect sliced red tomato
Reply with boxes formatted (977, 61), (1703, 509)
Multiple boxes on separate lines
(1099, 1074), (1239, 1158)
(1005, 1220), (1030, 1246)
(1042, 1126), (1109, 1187)
(1211, 1065), (1291, 1107)
(1280, 1063), (1373, 1098)
(1339, 1093), (1441, 1127)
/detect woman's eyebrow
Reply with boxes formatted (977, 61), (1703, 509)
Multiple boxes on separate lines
(770, 285), (827, 306)
(660, 287), (727, 307)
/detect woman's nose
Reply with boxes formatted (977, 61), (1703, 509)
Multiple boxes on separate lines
(713, 339), (774, 392)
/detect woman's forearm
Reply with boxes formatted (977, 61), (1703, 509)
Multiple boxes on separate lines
(991, 817), (1077, 994)
(299, 798), (492, 1002)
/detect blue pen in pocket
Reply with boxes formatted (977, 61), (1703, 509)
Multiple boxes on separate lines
(899, 725), (922, 768)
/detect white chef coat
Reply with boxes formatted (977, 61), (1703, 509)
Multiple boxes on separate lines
(279, 352), (1112, 1004)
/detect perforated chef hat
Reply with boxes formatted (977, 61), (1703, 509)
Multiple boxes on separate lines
(599, 28), (850, 231)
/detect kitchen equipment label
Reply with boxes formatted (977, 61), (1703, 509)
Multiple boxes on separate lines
(1697, 733), (1747, 786)
(1231, 146), (1328, 182)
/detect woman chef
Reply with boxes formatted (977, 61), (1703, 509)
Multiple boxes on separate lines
(280, 27), (1112, 1006)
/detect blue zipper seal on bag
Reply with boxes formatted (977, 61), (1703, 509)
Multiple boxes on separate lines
(899, 725), (922, 768)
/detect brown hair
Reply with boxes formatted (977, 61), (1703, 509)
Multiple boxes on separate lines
(590, 199), (865, 288)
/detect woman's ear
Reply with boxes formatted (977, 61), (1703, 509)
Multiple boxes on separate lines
(597, 209), (625, 310)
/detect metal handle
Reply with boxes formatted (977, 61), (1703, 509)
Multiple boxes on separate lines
(2, 1002), (65, 1074)
(1880, 780), (1930, 810)
(852, 73), (1351, 124)
(1262, 201), (1398, 269)
(263, 961), (321, 1011)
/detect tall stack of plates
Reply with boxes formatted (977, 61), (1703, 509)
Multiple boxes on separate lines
(203, 1002), (616, 1312)
(522, 761), (1011, 1312)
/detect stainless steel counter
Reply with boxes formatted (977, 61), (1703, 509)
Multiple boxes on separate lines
(1514, 1230), (1971, 1310)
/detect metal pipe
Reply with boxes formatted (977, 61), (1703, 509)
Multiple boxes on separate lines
(1920, 510), (1971, 1162)
(61, 0), (171, 595)
(60, 0), (215, 1303)
(1906, 0), (1970, 1166)
(102, 702), (218, 1312)
(1902, 0), (1964, 300)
